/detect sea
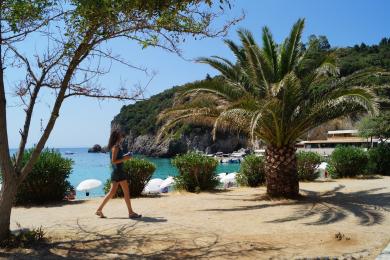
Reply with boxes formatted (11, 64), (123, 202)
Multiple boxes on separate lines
(10, 148), (240, 199)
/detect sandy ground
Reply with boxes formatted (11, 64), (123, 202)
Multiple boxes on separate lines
(1, 177), (390, 259)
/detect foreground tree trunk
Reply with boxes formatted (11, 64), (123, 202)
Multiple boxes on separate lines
(0, 175), (18, 240)
(264, 145), (299, 198)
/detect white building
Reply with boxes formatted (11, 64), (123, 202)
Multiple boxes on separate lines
(297, 130), (379, 156)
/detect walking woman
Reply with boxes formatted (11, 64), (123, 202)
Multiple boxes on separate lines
(96, 129), (141, 219)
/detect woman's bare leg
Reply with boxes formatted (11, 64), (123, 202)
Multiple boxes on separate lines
(119, 180), (134, 215)
(97, 182), (119, 213)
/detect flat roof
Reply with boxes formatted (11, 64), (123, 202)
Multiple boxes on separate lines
(328, 130), (358, 135)
(302, 139), (378, 144)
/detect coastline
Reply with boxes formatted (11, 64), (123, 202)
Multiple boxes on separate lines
(9, 148), (240, 199)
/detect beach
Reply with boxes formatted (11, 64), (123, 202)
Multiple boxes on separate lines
(4, 177), (390, 259)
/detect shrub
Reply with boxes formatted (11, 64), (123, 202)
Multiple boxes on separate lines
(368, 143), (390, 176)
(328, 146), (368, 178)
(0, 225), (46, 248)
(172, 152), (219, 192)
(16, 149), (73, 205)
(236, 155), (265, 187)
(297, 151), (322, 181)
(104, 158), (156, 197)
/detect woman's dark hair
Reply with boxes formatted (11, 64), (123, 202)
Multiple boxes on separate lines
(108, 129), (123, 149)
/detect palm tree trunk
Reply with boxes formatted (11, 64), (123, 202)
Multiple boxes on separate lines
(264, 145), (299, 198)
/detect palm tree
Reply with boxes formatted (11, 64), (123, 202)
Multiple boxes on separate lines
(158, 19), (379, 198)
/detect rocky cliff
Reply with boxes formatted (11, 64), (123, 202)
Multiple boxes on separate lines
(124, 127), (248, 157)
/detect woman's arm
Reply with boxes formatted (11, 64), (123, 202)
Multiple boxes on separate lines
(111, 146), (131, 164)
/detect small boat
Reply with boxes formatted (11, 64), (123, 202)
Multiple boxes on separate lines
(220, 158), (230, 163)
(231, 152), (245, 158)
(64, 151), (76, 155)
(215, 152), (223, 157)
(229, 158), (241, 163)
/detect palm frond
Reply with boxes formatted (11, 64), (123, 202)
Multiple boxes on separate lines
(224, 39), (246, 64)
(157, 108), (218, 141)
(196, 56), (238, 81)
(175, 84), (244, 106)
(262, 26), (279, 80)
(279, 18), (305, 76)
(211, 108), (253, 139)
(238, 29), (272, 95)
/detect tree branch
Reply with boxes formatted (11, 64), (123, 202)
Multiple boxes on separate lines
(19, 29), (96, 182)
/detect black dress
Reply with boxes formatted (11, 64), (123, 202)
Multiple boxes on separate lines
(110, 146), (128, 182)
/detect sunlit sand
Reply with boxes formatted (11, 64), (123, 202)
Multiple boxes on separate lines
(6, 177), (390, 259)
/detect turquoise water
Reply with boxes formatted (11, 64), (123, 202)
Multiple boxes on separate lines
(12, 148), (240, 199)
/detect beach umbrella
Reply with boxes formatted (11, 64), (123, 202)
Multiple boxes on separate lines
(217, 173), (227, 181)
(316, 162), (328, 170)
(315, 162), (329, 178)
(220, 172), (237, 188)
(160, 176), (175, 189)
(76, 179), (102, 196)
(143, 178), (164, 194)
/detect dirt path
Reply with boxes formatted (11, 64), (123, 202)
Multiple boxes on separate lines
(2, 177), (390, 259)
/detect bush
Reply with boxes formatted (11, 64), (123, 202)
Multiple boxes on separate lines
(297, 151), (322, 181)
(328, 146), (368, 178)
(172, 152), (219, 192)
(236, 155), (265, 187)
(368, 143), (390, 176)
(0, 225), (46, 248)
(104, 158), (156, 197)
(16, 149), (73, 205)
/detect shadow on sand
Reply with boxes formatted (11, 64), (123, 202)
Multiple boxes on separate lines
(201, 185), (390, 226)
(0, 218), (282, 259)
(14, 200), (88, 209)
(108, 216), (168, 223)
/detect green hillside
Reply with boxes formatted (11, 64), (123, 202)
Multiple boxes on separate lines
(112, 76), (224, 136)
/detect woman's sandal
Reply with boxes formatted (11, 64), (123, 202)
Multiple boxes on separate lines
(129, 213), (142, 219)
(95, 211), (106, 218)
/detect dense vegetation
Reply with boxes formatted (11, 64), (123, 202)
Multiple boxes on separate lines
(172, 152), (219, 192)
(113, 37), (390, 137)
(15, 149), (73, 205)
(337, 38), (390, 77)
(296, 151), (322, 181)
(113, 77), (223, 136)
(328, 146), (369, 178)
(368, 144), (390, 176)
(236, 155), (265, 187)
(113, 87), (178, 135)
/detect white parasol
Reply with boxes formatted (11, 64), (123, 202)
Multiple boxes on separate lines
(143, 178), (164, 194)
(160, 176), (175, 189)
(220, 172), (237, 188)
(217, 173), (227, 181)
(315, 162), (329, 178)
(316, 162), (328, 170)
(76, 179), (102, 196)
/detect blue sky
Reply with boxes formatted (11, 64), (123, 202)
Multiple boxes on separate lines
(6, 0), (390, 148)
